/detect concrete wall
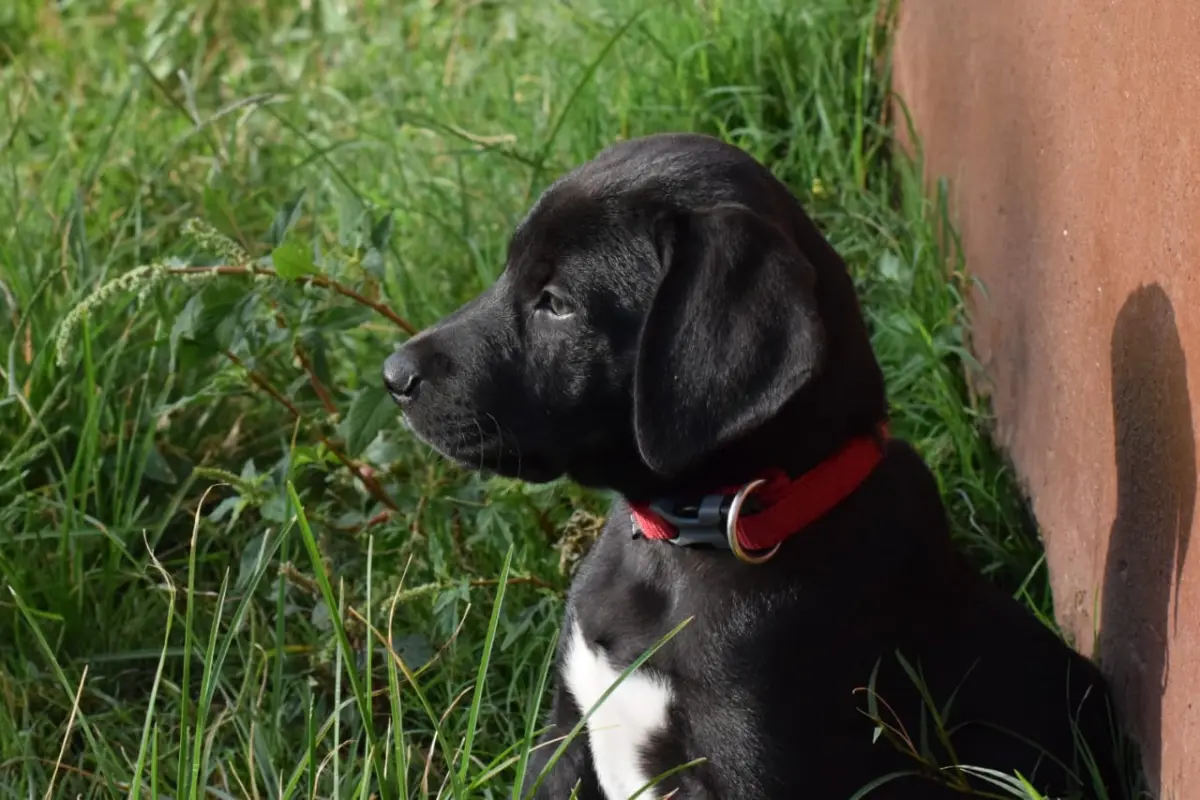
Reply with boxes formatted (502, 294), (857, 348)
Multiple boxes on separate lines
(892, 3), (1200, 796)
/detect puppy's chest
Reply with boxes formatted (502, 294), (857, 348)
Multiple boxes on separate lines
(563, 619), (677, 800)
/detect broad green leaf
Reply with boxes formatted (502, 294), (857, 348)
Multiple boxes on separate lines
(210, 495), (243, 524)
(391, 634), (433, 671)
(171, 293), (205, 348)
(312, 306), (373, 331)
(341, 385), (397, 457)
(201, 185), (232, 232)
(266, 188), (308, 247)
(260, 493), (289, 523)
(272, 240), (317, 279)
(213, 293), (258, 352)
(877, 251), (905, 283)
(369, 210), (394, 251)
(361, 247), (386, 278)
(336, 188), (364, 247)
(142, 444), (178, 485)
(174, 282), (250, 352)
(236, 533), (268, 590)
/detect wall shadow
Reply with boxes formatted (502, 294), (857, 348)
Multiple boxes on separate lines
(1100, 284), (1196, 789)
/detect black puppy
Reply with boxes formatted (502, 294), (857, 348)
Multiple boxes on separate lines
(383, 134), (1123, 799)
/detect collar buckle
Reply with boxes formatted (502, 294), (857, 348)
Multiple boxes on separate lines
(647, 494), (731, 549)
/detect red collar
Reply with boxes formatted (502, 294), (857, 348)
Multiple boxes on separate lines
(630, 424), (890, 561)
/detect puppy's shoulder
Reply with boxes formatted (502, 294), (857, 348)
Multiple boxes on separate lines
(856, 435), (952, 533)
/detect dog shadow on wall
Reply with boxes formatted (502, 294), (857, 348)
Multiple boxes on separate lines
(1101, 283), (1196, 791)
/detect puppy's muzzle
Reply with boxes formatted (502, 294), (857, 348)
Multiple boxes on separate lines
(382, 349), (422, 404)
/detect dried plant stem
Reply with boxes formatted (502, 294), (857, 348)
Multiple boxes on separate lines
(172, 264), (416, 334)
(293, 342), (339, 417)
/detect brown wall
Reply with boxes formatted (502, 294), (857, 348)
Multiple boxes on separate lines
(892, 3), (1200, 797)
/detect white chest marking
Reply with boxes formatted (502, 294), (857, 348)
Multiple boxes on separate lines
(562, 620), (674, 800)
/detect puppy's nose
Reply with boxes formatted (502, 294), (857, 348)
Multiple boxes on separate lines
(383, 350), (421, 402)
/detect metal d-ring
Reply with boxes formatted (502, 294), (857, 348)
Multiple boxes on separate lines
(726, 478), (780, 565)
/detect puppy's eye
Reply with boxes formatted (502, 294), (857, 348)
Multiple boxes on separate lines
(535, 289), (571, 318)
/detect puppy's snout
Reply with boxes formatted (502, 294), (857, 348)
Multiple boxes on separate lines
(383, 349), (422, 403)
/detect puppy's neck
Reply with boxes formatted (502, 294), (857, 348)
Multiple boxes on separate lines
(625, 417), (890, 560)
(619, 409), (888, 506)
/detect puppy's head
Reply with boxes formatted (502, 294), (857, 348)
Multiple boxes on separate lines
(383, 133), (885, 497)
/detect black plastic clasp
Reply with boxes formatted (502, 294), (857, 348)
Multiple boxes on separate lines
(648, 494), (732, 549)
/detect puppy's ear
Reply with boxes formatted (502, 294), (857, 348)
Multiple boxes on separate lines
(634, 204), (827, 476)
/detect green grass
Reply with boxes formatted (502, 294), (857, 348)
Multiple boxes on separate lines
(0, 0), (1137, 797)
